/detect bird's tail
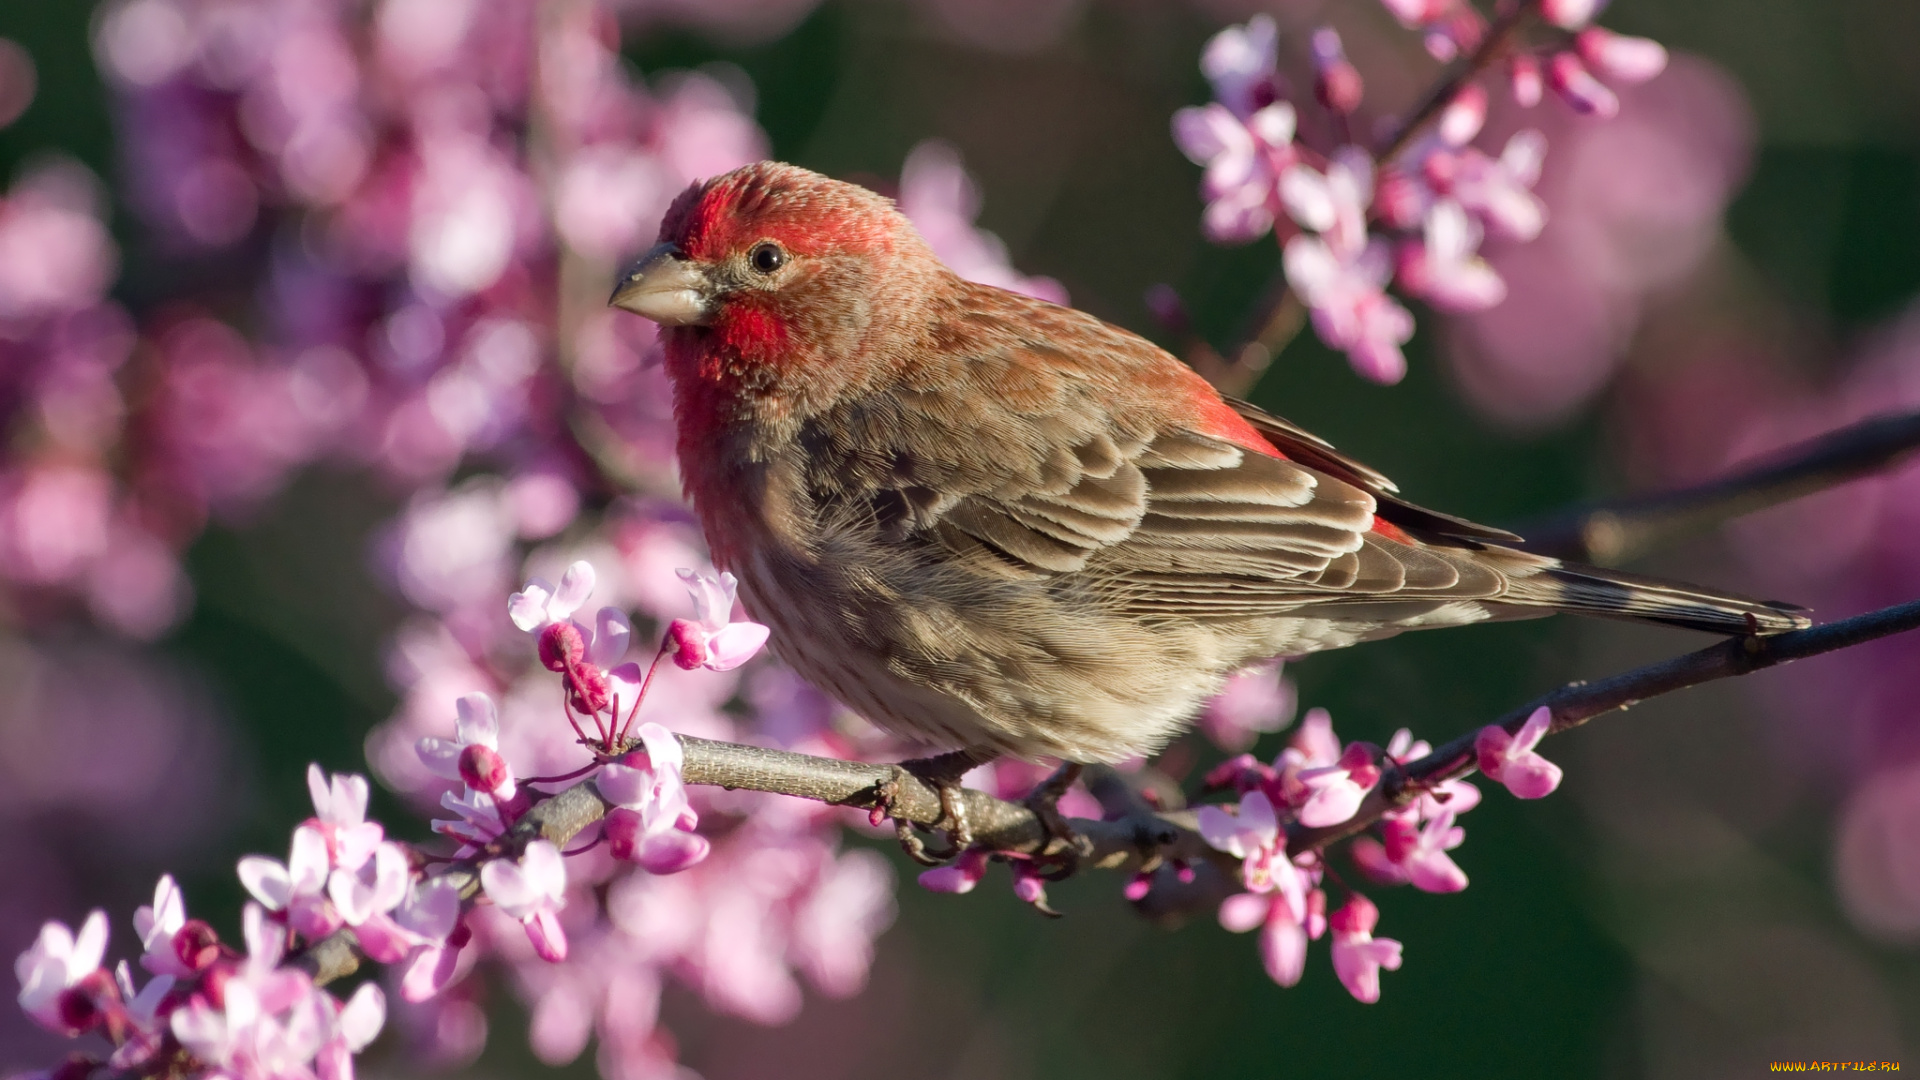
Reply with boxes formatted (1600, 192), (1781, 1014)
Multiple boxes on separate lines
(1512, 561), (1810, 635)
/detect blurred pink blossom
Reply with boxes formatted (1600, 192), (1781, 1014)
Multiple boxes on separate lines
(1449, 56), (1753, 426)
(897, 141), (1067, 304)
(1328, 894), (1402, 1003)
(1198, 661), (1296, 752)
(1476, 707), (1564, 799)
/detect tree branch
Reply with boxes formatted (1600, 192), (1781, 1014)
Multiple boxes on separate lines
(1288, 597), (1920, 853)
(1512, 411), (1920, 564)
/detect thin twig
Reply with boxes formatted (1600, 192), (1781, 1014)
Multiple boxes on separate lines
(1512, 411), (1920, 565)
(1374, 2), (1536, 163)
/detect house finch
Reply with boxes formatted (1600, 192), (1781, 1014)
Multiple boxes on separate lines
(609, 161), (1804, 782)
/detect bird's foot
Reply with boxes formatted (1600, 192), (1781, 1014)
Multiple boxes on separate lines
(1024, 763), (1093, 880)
(872, 748), (989, 866)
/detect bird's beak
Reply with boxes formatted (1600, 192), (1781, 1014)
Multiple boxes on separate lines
(609, 242), (713, 326)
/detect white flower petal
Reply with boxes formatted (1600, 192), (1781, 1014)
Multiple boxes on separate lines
(508, 580), (555, 631)
(550, 561), (596, 620)
(238, 857), (293, 910)
(339, 984), (386, 1052)
(455, 692), (499, 747)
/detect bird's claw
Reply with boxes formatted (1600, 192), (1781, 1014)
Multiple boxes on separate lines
(1024, 763), (1092, 880)
(872, 749), (985, 866)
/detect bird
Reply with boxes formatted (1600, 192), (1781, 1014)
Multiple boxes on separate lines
(609, 160), (1806, 849)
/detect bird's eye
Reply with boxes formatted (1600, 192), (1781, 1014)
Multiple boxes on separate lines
(749, 242), (786, 274)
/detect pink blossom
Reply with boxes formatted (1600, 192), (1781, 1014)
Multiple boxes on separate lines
(509, 559), (598, 635)
(1476, 706), (1564, 798)
(1328, 895), (1403, 1003)
(1400, 807), (1470, 893)
(1218, 884), (1324, 988)
(1175, 102), (1299, 244)
(1171, 17), (1300, 244)
(1376, 0), (1485, 62)
(1546, 52), (1619, 118)
(918, 847), (990, 894)
(306, 764), (385, 871)
(169, 903), (337, 1076)
(1310, 28), (1363, 115)
(1540, 0), (1602, 31)
(897, 141), (1066, 304)
(329, 840), (411, 927)
(1296, 744), (1382, 828)
(1197, 789), (1295, 892)
(133, 874), (218, 978)
(1198, 14), (1278, 119)
(1397, 199), (1506, 312)
(1280, 148), (1416, 384)
(418, 691), (518, 801)
(599, 723), (709, 874)
(482, 840), (570, 962)
(14, 909), (108, 1034)
(238, 824), (341, 939)
(392, 877), (465, 1002)
(1575, 27), (1669, 85)
(666, 568), (769, 672)
(432, 784), (510, 854)
(107, 961), (177, 1072)
(1198, 661), (1296, 752)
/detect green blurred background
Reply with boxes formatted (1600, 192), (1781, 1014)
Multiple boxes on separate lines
(3, 0), (1917, 1076)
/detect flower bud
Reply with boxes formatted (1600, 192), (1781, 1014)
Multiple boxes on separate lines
(1509, 54), (1543, 107)
(566, 662), (610, 715)
(174, 918), (221, 973)
(458, 744), (510, 794)
(538, 621), (586, 672)
(1329, 893), (1379, 936)
(665, 618), (710, 670)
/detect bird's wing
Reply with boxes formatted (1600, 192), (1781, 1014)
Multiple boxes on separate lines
(800, 290), (1526, 619)
(1223, 397), (1523, 545)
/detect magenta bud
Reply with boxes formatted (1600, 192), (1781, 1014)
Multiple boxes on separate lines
(1175, 860), (1197, 885)
(200, 961), (237, 1008)
(1420, 150), (1458, 193)
(665, 618), (709, 671)
(1330, 894), (1379, 936)
(566, 662), (611, 715)
(603, 808), (643, 862)
(55, 987), (103, 1034)
(538, 622), (586, 672)
(175, 918), (222, 972)
(1315, 65), (1364, 115)
(458, 744), (510, 793)
(1381, 817), (1419, 863)
(49, 1057), (98, 1080)
(1012, 868), (1046, 906)
(1123, 873), (1153, 902)
(448, 919), (473, 949)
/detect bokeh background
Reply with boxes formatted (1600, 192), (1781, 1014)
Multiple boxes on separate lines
(2, 0), (1919, 1077)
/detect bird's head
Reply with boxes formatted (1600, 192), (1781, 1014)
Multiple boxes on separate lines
(610, 162), (939, 391)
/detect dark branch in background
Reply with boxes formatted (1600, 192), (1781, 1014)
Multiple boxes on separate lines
(1512, 411), (1920, 564)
